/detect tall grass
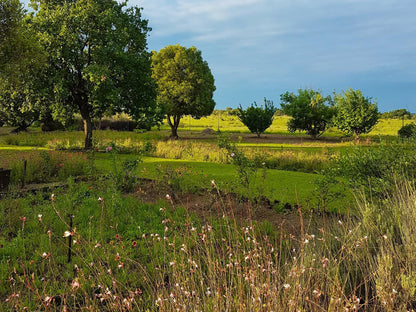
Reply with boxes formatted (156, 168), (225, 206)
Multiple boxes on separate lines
(2, 150), (89, 185)
(2, 178), (416, 311)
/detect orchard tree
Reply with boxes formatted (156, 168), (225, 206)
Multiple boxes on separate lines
(237, 98), (277, 137)
(0, 0), (46, 131)
(333, 88), (379, 141)
(28, 0), (156, 149)
(152, 44), (216, 139)
(280, 89), (335, 138)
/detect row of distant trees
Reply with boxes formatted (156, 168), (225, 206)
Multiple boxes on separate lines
(237, 88), (381, 141)
(1, 0), (216, 147)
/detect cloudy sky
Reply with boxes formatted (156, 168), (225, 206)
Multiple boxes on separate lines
(22, 0), (416, 112)
(137, 0), (416, 112)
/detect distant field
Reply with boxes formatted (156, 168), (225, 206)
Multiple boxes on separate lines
(160, 114), (413, 137)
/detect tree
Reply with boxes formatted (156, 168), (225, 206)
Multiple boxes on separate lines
(237, 98), (276, 137)
(0, 0), (46, 131)
(28, 0), (156, 149)
(333, 88), (379, 141)
(398, 123), (416, 139)
(280, 89), (335, 138)
(152, 44), (216, 139)
(380, 109), (412, 119)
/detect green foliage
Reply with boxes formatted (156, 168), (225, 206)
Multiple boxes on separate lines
(217, 133), (259, 196)
(104, 143), (144, 192)
(28, 0), (157, 149)
(6, 150), (89, 185)
(237, 98), (277, 137)
(398, 123), (416, 139)
(280, 89), (335, 138)
(0, 0), (47, 131)
(333, 88), (379, 141)
(380, 108), (412, 119)
(322, 144), (416, 198)
(152, 44), (216, 138)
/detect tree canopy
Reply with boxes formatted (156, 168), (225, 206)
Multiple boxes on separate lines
(25, 0), (156, 149)
(237, 98), (277, 137)
(280, 89), (335, 138)
(0, 0), (46, 130)
(333, 88), (379, 141)
(152, 44), (216, 138)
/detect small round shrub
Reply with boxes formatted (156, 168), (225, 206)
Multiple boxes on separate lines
(398, 123), (416, 139)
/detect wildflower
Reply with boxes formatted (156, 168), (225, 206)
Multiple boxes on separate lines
(382, 234), (388, 240)
(132, 241), (137, 247)
(98, 197), (103, 202)
(283, 284), (291, 290)
(44, 296), (52, 304)
(230, 153), (235, 157)
(321, 257), (329, 268)
(41, 252), (50, 259)
(166, 194), (171, 200)
(304, 239), (309, 244)
(115, 253), (121, 261)
(63, 231), (72, 237)
(313, 289), (322, 298)
(71, 280), (80, 289)
(38, 214), (43, 222)
(211, 180), (216, 187)
(51, 194), (55, 201)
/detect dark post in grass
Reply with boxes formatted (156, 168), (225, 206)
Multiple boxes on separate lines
(21, 158), (27, 188)
(67, 214), (74, 263)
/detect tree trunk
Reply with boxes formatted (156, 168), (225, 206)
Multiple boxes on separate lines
(74, 78), (93, 150)
(167, 114), (180, 139)
(82, 115), (93, 150)
(354, 130), (360, 143)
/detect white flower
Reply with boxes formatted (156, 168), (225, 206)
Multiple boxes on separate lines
(63, 231), (72, 237)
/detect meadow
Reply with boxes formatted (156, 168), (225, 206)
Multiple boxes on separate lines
(1, 115), (416, 311)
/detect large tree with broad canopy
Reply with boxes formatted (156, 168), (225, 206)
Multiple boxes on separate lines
(27, 0), (156, 149)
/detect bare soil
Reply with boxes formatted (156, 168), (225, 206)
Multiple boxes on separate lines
(133, 179), (324, 237)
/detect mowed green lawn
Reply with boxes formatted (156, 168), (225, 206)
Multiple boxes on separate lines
(94, 154), (351, 212)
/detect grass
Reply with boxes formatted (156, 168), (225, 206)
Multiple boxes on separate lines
(1, 176), (415, 310)
(1, 117), (416, 310)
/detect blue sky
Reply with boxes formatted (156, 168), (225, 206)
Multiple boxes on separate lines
(22, 0), (416, 112)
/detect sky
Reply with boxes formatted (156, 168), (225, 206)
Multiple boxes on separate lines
(22, 0), (416, 113)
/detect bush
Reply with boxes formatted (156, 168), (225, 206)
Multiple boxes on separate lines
(398, 123), (416, 139)
(321, 144), (416, 198)
(237, 98), (277, 137)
